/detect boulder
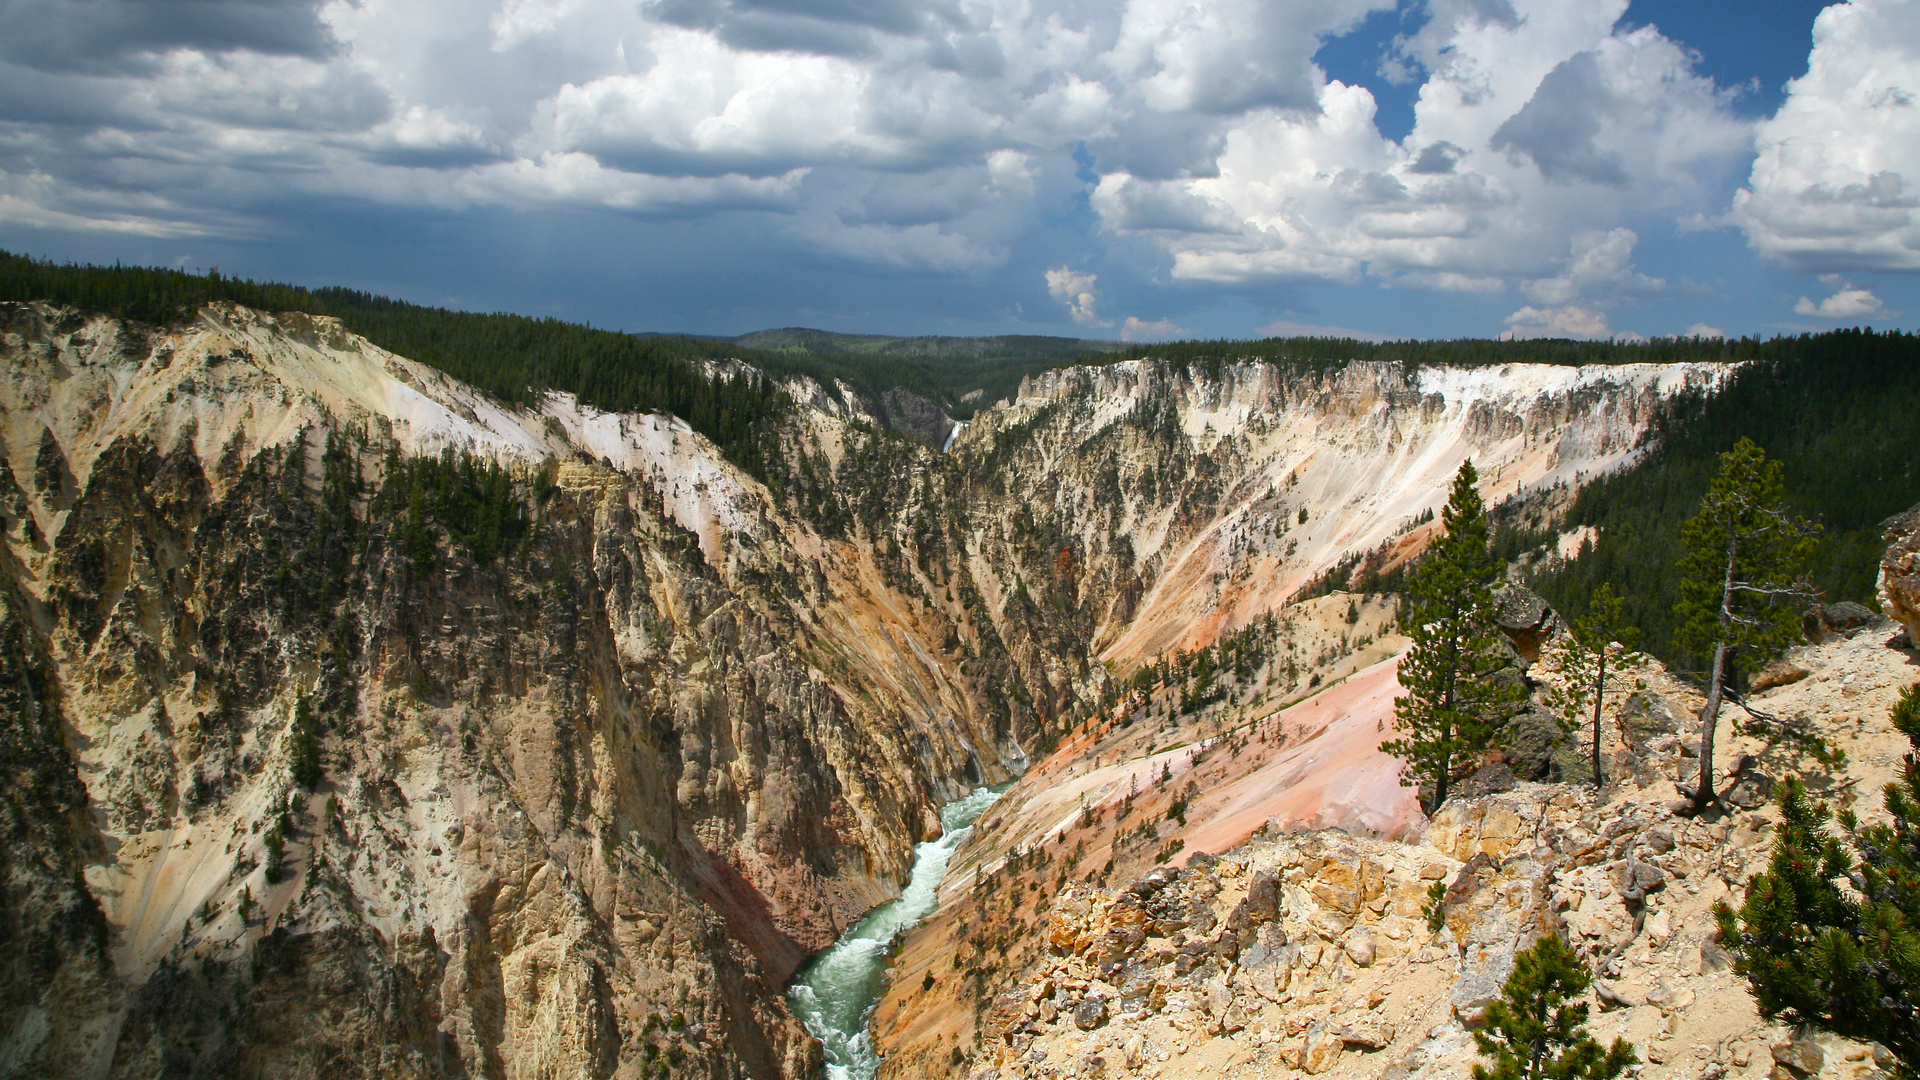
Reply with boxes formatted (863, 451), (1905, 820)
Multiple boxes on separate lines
(1880, 503), (1920, 645)
(1751, 660), (1811, 692)
(1453, 762), (1518, 797)
(1644, 982), (1693, 1012)
(1494, 710), (1570, 782)
(1804, 601), (1878, 641)
(1342, 1019), (1395, 1050)
(1130, 866), (1179, 897)
(1727, 772), (1774, 810)
(1244, 869), (1283, 922)
(1612, 860), (1666, 902)
(1595, 983), (1637, 1011)
(1072, 996), (1108, 1031)
(1618, 692), (1682, 753)
(1492, 585), (1559, 661)
(1304, 1025), (1346, 1073)
(1310, 881), (1364, 915)
(1344, 929), (1377, 968)
(1772, 1039), (1824, 1078)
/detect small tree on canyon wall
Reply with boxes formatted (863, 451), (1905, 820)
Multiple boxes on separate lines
(1385, 460), (1525, 813)
(1714, 682), (1920, 1074)
(1674, 438), (1819, 814)
(1544, 582), (1640, 787)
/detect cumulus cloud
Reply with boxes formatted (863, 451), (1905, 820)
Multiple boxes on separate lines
(0, 0), (1899, 333)
(1120, 315), (1181, 341)
(1682, 323), (1725, 339)
(1794, 276), (1887, 318)
(1046, 266), (1106, 326)
(1490, 53), (1631, 187)
(1092, 2), (1749, 303)
(1255, 319), (1389, 341)
(1733, 0), (1920, 272)
(1500, 305), (1612, 340)
(1520, 228), (1664, 307)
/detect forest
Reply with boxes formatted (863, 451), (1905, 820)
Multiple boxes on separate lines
(1528, 327), (1920, 673)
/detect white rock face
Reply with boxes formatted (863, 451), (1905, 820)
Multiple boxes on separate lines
(959, 357), (1725, 664)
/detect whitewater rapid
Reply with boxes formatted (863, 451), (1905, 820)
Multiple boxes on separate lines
(787, 785), (1004, 1080)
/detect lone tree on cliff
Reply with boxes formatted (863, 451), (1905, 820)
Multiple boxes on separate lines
(1714, 682), (1920, 1074)
(1474, 933), (1638, 1080)
(1545, 582), (1640, 787)
(1674, 438), (1819, 814)
(1385, 460), (1525, 814)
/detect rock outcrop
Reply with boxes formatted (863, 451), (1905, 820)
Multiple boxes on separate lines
(1879, 503), (1920, 644)
(879, 617), (1920, 1080)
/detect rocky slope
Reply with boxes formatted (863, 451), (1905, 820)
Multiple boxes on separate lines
(875, 600), (1919, 1080)
(0, 299), (1733, 1079)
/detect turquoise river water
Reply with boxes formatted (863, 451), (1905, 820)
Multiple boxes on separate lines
(787, 785), (1004, 1080)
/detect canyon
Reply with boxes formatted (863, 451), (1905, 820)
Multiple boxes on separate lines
(0, 297), (1811, 1080)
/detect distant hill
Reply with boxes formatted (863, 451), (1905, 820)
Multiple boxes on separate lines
(730, 327), (1126, 418)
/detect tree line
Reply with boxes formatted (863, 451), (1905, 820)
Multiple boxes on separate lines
(0, 250), (792, 482)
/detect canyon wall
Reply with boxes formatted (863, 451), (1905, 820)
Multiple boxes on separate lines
(0, 300), (1726, 1079)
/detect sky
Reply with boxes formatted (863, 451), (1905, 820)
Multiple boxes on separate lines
(0, 0), (1916, 342)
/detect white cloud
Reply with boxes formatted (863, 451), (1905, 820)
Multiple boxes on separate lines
(1794, 278), (1887, 318)
(1254, 319), (1388, 341)
(0, 0), (1900, 333)
(1520, 228), (1663, 307)
(0, 169), (220, 237)
(1500, 304), (1611, 340)
(1091, 2), (1749, 303)
(1682, 323), (1725, 339)
(1046, 266), (1106, 326)
(1733, 0), (1920, 272)
(1120, 315), (1181, 341)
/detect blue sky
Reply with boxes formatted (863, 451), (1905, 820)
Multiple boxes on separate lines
(1, 0), (1915, 342)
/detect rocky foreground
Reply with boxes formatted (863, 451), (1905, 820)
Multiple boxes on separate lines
(875, 579), (1920, 1080)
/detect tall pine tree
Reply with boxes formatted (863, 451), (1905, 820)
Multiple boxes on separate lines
(1384, 460), (1525, 813)
(1674, 438), (1819, 813)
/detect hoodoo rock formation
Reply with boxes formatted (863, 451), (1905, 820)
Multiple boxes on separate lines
(0, 299), (1738, 1078)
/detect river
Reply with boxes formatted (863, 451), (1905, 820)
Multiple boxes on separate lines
(787, 784), (1005, 1080)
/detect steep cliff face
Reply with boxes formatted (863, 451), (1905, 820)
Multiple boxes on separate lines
(951, 358), (1721, 668)
(0, 300), (1730, 1079)
(0, 302), (1027, 1079)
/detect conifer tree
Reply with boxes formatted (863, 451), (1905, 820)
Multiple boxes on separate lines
(1674, 438), (1819, 813)
(1714, 681), (1920, 1074)
(288, 693), (321, 790)
(1384, 460), (1525, 813)
(1545, 582), (1640, 787)
(1473, 934), (1638, 1080)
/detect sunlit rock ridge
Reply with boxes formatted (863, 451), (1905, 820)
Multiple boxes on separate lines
(0, 300), (1724, 1079)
